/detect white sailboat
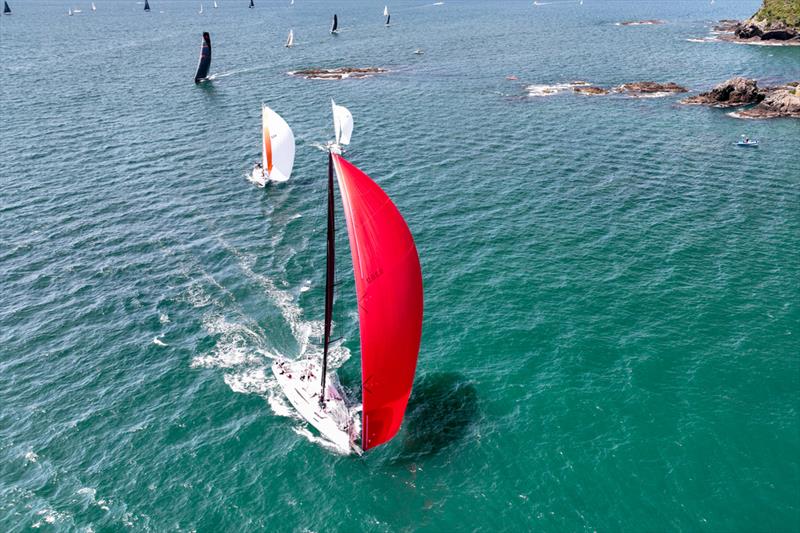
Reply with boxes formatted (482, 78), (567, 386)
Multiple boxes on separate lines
(285, 29), (294, 47)
(91, 2), (96, 10)
(213, 0), (218, 6)
(384, 5), (390, 25)
(68, 8), (73, 15)
(198, 3), (203, 14)
(250, 105), (295, 187)
(331, 100), (353, 147)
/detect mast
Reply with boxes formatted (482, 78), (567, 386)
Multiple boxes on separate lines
(320, 151), (336, 404)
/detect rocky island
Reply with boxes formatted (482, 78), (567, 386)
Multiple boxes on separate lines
(572, 81), (687, 97)
(681, 78), (800, 119)
(289, 67), (388, 80)
(715, 0), (800, 45)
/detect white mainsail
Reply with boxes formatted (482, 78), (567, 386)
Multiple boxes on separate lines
(331, 100), (353, 146)
(213, 0), (217, 6)
(285, 29), (294, 47)
(91, 2), (96, 11)
(384, 5), (388, 16)
(199, 3), (203, 14)
(259, 105), (295, 183)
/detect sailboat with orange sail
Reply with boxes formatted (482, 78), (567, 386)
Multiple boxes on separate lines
(272, 103), (423, 454)
(250, 105), (295, 187)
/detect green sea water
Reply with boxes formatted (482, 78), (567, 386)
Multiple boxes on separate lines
(1, 0), (799, 531)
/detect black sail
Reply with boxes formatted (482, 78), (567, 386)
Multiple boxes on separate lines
(3, 2), (10, 14)
(386, 14), (390, 25)
(249, 0), (254, 7)
(144, 0), (150, 11)
(194, 32), (212, 83)
(331, 14), (338, 33)
(320, 152), (336, 402)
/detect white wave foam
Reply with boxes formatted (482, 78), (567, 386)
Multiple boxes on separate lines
(159, 313), (170, 324)
(24, 450), (38, 463)
(526, 81), (589, 97)
(152, 336), (168, 347)
(292, 426), (350, 455)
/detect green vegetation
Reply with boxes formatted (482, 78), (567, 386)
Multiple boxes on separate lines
(752, 0), (800, 27)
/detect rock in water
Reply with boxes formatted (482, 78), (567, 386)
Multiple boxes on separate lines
(618, 82), (688, 94)
(681, 77), (763, 107)
(574, 86), (609, 95)
(736, 85), (800, 118)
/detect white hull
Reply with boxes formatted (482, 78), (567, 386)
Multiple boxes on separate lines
(249, 165), (289, 187)
(272, 358), (361, 455)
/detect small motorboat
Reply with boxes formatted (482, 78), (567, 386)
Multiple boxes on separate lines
(413, 49), (424, 55)
(736, 135), (759, 147)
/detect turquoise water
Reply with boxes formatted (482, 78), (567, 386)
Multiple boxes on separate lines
(2, 0), (799, 530)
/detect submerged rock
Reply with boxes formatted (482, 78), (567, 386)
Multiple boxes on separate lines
(289, 67), (388, 80)
(681, 77), (763, 107)
(618, 19), (666, 26)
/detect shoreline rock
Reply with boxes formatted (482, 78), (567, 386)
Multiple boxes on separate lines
(681, 77), (762, 107)
(289, 67), (388, 80)
(573, 86), (609, 95)
(681, 77), (799, 119)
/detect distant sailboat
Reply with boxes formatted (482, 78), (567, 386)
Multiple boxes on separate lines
(290, 0), (294, 4)
(3, 1), (10, 15)
(213, 0), (217, 7)
(68, 8), (73, 15)
(384, 5), (390, 26)
(285, 29), (294, 48)
(91, 2), (96, 11)
(330, 14), (338, 34)
(144, 0), (150, 12)
(194, 32), (212, 83)
(250, 105), (295, 187)
(249, 0), (253, 7)
(73, 8), (82, 12)
(272, 102), (423, 455)
(198, 3), (203, 14)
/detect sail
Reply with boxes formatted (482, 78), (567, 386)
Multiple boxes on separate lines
(286, 29), (294, 47)
(249, 0), (254, 7)
(261, 105), (295, 182)
(386, 13), (390, 25)
(3, 1), (10, 14)
(194, 32), (212, 83)
(331, 100), (353, 146)
(91, 2), (96, 10)
(331, 14), (338, 33)
(144, 0), (150, 11)
(384, 5), (389, 17)
(331, 154), (423, 450)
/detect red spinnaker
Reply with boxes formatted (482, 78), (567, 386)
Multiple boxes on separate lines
(331, 154), (423, 450)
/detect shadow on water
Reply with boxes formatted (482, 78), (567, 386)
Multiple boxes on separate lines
(391, 372), (479, 463)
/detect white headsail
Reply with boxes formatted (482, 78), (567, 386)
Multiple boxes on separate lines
(286, 29), (294, 47)
(384, 5), (389, 16)
(331, 100), (353, 146)
(260, 105), (295, 182)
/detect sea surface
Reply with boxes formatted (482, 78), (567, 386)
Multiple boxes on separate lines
(1, 0), (799, 531)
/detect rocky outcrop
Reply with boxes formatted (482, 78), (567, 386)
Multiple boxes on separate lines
(618, 82), (688, 94)
(681, 77), (763, 107)
(714, 0), (800, 44)
(289, 67), (388, 80)
(682, 78), (799, 119)
(735, 85), (800, 118)
(573, 86), (609, 95)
